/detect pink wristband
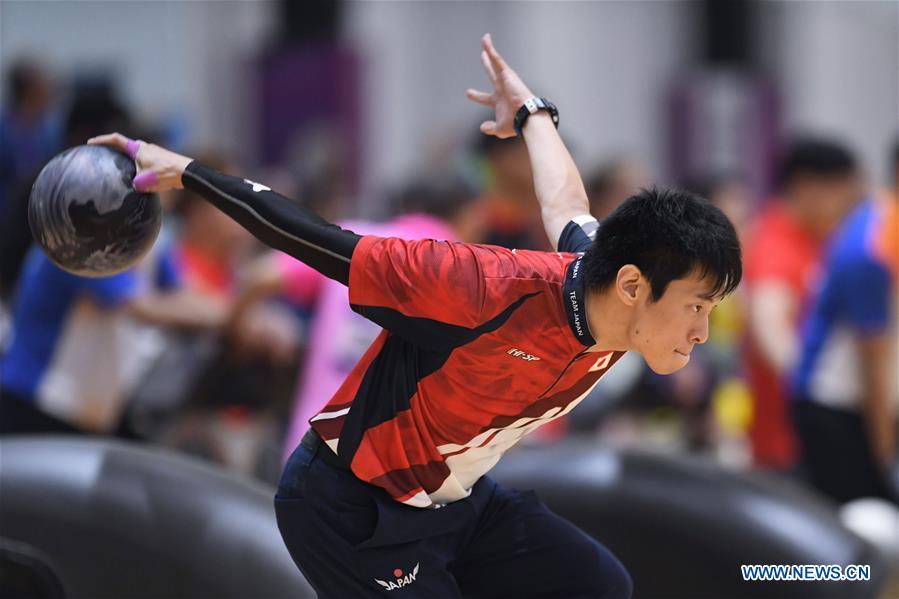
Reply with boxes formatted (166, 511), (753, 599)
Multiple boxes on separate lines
(125, 139), (140, 160)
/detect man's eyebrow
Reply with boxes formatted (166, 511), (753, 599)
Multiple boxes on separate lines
(696, 291), (719, 301)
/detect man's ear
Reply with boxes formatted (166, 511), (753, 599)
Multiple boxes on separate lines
(615, 264), (643, 306)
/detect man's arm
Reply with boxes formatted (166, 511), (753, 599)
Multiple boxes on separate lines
(858, 333), (896, 468)
(128, 289), (229, 330)
(748, 281), (800, 375)
(467, 34), (591, 250)
(83, 265), (229, 330)
(86, 135), (492, 346)
(833, 251), (897, 469)
(88, 134), (360, 285)
(521, 114), (592, 251)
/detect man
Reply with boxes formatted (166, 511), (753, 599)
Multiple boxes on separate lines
(0, 58), (59, 221)
(90, 35), (741, 598)
(743, 138), (860, 472)
(585, 158), (649, 221)
(0, 241), (227, 435)
(792, 142), (898, 505)
(475, 134), (547, 250)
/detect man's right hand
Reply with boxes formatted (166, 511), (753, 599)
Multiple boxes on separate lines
(88, 132), (193, 193)
(466, 33), (536, 139)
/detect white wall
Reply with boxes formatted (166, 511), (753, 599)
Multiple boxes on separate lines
(759, 0), (899, 185)
(0, 0), (276, 161)
(0, 0), (701, 194)
(344, 0), (697, 201)
(347, 0), (898, 199)
(4, 0), (893, 194)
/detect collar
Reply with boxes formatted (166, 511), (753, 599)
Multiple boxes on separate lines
(563, 255), (596, 347)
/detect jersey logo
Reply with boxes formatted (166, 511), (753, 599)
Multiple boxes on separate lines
(243, 179), (271, 193)
(507, 348), (541, 362)
(588, 353), (612, 372)
(375, 563), (420, 591)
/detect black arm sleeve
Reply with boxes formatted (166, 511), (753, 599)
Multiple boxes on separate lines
(181, 161), (360, 284)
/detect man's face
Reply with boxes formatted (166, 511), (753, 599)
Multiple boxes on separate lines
(791, 174), (861, 237)
(628, 272), (719, 375)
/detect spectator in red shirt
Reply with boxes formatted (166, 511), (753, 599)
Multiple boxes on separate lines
(743, 138), (861, 471)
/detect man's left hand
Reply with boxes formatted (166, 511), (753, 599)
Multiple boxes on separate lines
(466, 34), (535, 139)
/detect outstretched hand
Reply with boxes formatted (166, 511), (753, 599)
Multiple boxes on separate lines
(88, 133), (193, 193)
(466, 34), (535, 139)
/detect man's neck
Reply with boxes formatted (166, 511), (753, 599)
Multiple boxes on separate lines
(583, 286), (631, 353)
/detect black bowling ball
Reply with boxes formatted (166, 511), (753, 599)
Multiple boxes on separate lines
(28, 144), (161, 277)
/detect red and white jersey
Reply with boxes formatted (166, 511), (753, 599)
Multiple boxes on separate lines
(311, 233), (623, 508)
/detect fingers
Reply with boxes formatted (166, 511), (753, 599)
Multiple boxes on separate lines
(132, 171), (158, 193)
(482, 33), (508, 74)
(87, 132), (131, 151)
(88, 132), (143, 162)
(466, 88), (493, 106)
(480, 120), (513, 140)
(88, 132), (154, 191)
(125, 139), (141, 160)
(480, 50), (497, 84)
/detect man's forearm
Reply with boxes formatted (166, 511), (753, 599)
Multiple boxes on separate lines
(520, 113), (591, 250)
(129, 290), (229, 331)
(182, 162), (360, 284)
(859, 334), (896, 466)
(749, 283), (799, 374)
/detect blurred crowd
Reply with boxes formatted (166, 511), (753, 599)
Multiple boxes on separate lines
(0, 55), (896, 510)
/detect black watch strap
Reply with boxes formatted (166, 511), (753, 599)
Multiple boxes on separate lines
(513, 97), (559, 137)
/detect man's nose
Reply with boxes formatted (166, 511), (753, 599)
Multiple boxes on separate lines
(690, 317), (709, 345)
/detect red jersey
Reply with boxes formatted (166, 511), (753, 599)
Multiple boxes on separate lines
(743, 202), (822, 468)
(310, 236), (623, 507)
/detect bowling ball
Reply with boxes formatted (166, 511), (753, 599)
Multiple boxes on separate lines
(28, 144), (161, 277)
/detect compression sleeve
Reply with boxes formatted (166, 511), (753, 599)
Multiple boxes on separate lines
(181, 161), (360, 284)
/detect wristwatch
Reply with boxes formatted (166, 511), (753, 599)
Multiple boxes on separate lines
(513, 97), (559, 137)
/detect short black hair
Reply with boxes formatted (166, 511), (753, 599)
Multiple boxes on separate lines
(7, 60), (38, 108)
(680, 169), (746, 203)
(473, 130), (522, 158)
(391, 174), (477, 221)
(778, 137), (856, 188)
(63, 77), (134, 147)
(585, 159), (628, 199)
(583, 187), (742, 301)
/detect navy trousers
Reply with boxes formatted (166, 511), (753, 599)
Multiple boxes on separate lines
(274, 437), (633, 598)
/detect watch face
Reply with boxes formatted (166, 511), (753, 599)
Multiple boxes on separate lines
(515, 98), (559, 136)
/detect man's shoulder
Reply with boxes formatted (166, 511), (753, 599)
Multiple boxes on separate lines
(475, 244), (573, 283)
(826, 201), (880, 269)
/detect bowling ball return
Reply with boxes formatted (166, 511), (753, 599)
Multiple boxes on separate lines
(0, 437), (887, 598)
(492, 442), (889, 598)
(0, 437), (313, 598)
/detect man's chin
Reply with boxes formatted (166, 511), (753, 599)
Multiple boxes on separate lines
(647, 356), (688, 375)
